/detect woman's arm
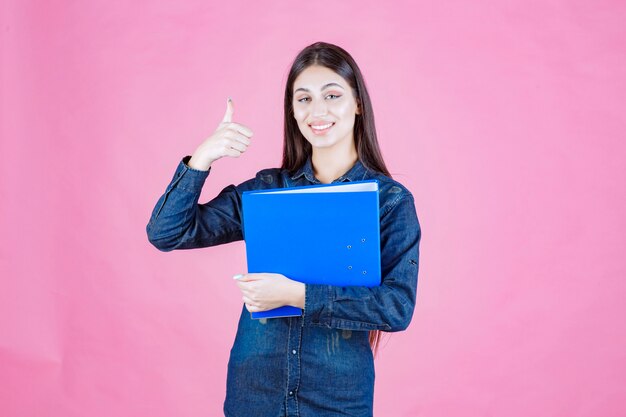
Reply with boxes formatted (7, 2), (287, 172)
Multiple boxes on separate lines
(146, 155), (257, 251)
(301, 193), (421, 332)
(146, 98), (256, 251)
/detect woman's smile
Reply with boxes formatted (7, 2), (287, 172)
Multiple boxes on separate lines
(309, 122), (335, 135)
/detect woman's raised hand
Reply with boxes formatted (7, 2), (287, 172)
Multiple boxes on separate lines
(187, 98), (254, 171)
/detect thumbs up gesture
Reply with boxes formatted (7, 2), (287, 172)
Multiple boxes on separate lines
(187, 98), (254, 171)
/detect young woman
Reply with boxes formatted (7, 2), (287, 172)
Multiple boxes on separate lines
(146, 41), (421, 417)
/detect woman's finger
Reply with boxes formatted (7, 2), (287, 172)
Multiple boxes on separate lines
(235, 278), (255, 291)
(224, 121), (254, 137)
(224, 147), (242, 158)
(226, 138), (248, 153)
(220, 97), (234, 125)
(224, 129), (252, 146)
(243, 297), (259, 312)
(238, 273), (265, 281)
(245, 303), (258, 312)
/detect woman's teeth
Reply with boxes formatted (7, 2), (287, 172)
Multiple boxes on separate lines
(311, 123), (333, 130)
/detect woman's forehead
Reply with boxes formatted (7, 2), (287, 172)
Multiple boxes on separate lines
(293, 66), (348, 91)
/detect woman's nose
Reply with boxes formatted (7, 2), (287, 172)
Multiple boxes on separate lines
(311, 99), (328, 117)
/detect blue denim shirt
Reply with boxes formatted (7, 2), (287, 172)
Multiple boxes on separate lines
(146, 155), (421, 417)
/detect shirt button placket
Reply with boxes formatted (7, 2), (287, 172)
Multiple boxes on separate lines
(286, 317), (302, 416)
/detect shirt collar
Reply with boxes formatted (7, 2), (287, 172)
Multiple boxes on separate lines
(290, 155), (369, 183)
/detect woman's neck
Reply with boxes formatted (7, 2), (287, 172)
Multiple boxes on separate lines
(311, 145), (358, 184)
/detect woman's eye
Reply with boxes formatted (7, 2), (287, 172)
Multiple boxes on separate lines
(297, 95), (341, 103)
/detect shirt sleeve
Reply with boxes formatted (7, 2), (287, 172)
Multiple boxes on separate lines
(146, 155), (256, 251)
(302, 193), (421, 332)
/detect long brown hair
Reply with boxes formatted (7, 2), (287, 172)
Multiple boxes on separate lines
(281, 41), (391, 358)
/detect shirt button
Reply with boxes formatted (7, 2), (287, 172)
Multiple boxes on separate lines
(292, 349), (297, 354)
(289, 391), (294, 396)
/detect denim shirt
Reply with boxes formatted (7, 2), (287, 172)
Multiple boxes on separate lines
(146, 155), (421, 417)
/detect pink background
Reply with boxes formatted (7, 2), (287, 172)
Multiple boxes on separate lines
(2, 1), (625, 416)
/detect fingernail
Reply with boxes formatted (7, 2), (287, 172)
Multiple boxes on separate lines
(233, 274), (243, 280)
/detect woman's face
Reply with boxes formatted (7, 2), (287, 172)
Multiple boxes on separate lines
(292, 65), (361, 151)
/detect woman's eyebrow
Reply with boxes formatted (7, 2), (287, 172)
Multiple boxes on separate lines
(294, 82), (345, 93)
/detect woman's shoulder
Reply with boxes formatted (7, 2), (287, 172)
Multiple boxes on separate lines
(252, 167), (283, 186)
(367, 171), (414, 197)
(364, 171), (415, 216)
(234, 166), (285, 190)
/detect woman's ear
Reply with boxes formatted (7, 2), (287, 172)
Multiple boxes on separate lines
(355, 98), (362, 115)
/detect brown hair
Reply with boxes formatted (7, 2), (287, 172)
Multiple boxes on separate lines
(281, 41), (392, 358)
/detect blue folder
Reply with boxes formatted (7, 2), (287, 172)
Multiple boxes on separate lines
(241, 179), (381, 319)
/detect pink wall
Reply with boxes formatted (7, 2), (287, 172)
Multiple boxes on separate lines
(2, 1), (625, 416)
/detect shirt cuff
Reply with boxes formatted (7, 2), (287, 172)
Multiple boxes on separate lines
(302, 283), (334, 327)
(171, 155), (211, 192)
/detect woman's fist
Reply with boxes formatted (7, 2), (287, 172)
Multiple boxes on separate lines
(187, 98), (254, 170)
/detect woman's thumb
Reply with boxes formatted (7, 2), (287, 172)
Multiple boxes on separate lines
(221, 97), (234, 124)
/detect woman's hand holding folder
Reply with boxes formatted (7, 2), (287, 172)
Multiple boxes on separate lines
(233, 273), (306, 313)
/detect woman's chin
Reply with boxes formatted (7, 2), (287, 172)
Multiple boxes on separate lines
(305, 136), (337, 149)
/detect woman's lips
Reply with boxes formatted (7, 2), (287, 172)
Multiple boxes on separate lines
(309, 122), (335, 135)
